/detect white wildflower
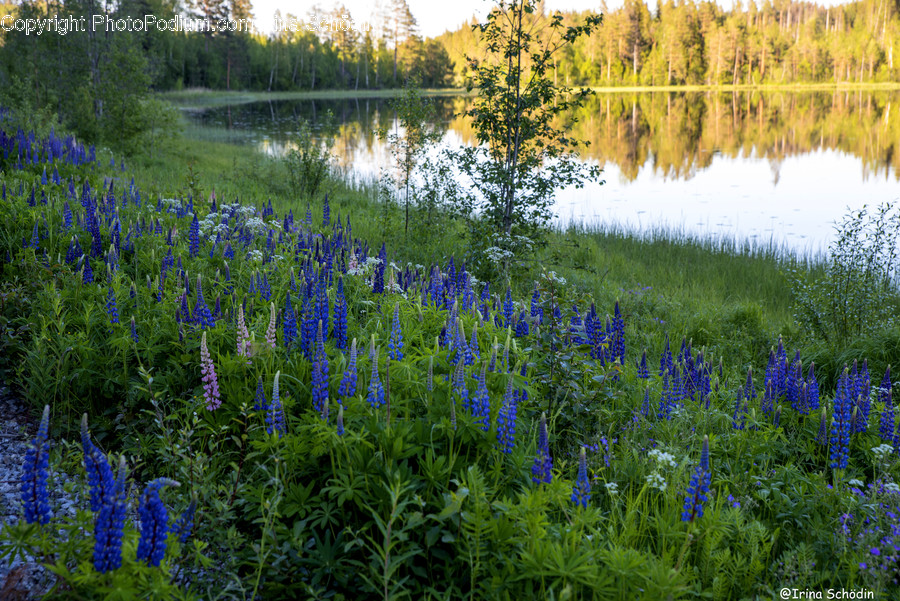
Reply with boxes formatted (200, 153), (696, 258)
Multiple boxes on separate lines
(848, 478), (865, 488)
(872, 444), (895, 462)
(884, 482), (900, 493)
(648, 449), (678, 469)
(605, 482), (619, 495)
(646, 472), (667, 492)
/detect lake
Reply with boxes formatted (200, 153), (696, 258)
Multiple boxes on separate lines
(178, 90), (900, 255)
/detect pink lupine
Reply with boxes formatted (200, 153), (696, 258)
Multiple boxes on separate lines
(237, 303), (252, 360)
(265, 302), (277, 350)
(200, 332), (221, 411)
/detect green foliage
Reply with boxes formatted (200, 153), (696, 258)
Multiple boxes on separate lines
(377, 80), (444, 237)
(449, 0), (603, 279)
(283, 113), (337, 203)
(790, 203), (900, 345)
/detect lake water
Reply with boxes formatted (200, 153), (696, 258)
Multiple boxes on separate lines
(179, 90), (900, 255)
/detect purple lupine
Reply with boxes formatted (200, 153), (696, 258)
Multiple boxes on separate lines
(682, 436), (711, 522)
(200, 332), (221, 411)
(130, 316), (138, 343)
(532, 412), (552, 484)
(236, 303), (252, 361)
(21, 405), (51, 525)
(571, 447), (591, 507)
(137, 478), (179, 567)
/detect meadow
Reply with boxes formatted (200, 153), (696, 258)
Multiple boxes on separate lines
(1, 104), (900, 601)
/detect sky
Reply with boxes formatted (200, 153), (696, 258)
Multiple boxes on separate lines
(252, 1), (617, 38)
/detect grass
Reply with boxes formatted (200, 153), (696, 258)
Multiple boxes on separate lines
(160, 87), (471, 109)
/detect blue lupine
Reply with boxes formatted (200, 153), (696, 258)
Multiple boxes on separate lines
(130, 316), (138, 343)
(879, 365), (894, 443)
(21, 405), (51, 525)
(532, 412), (552, 484)
(372, 244), (386, 294)
(530, 284), (543, 324)
(640, 386), (651, 418)
(312, 321), (329, 416)
(831, 369), (853, 469)
(388, 303), (404, 361)
(637, 349), (649, 379)
(82, 255), (94, 283)
(339, 339), (358, 400)
(854, 359), (871, 433)
(334, 277), (348, 350)
(469, 325), (480, 360)
(93, 455), (128, 574)
(453, 360), (470, 413)
(571, 447), (591, 507)
(283, 294), (298, 349)
(473, 362), (491, 431)
(612, 300), (625, 364)
(817, 407), (829, 446)
(253, 377), (268, 411)
(267, 372), (285, 436)
(137, 478), (178, 567)
(337, 405), (344, 436)
(367, 347), (385, 408)
(188, 215), (199, 257)
(732, 390), (747, 430)
(193, 275), (215, 329)
(503, 288), (513, 328)
(171, 501), (195, 545)
(682, 436), (711, 522)
(497, 377), (517, 453)
(63, 200), (73, 229)
(106, 286), (119, 324)
(479, 283), (490, 318)
(515, 310), (529, 337)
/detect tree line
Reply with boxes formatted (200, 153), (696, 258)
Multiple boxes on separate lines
(438, 0), (900, 86)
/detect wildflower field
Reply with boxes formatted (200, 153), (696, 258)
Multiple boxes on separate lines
(1, 116), (900, 600)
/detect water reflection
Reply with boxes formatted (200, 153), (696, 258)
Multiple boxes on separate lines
(185, 90), (900, 251)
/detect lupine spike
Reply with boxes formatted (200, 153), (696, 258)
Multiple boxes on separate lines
(682, 435), (711, 522)
(200, 331), (221, 410)
(571, 447), (591, 507)
(267, 371), (285, 436)
(21, 405), (51, 525)
(532, 412), (552, 484)
(137, 478), (179, 567)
